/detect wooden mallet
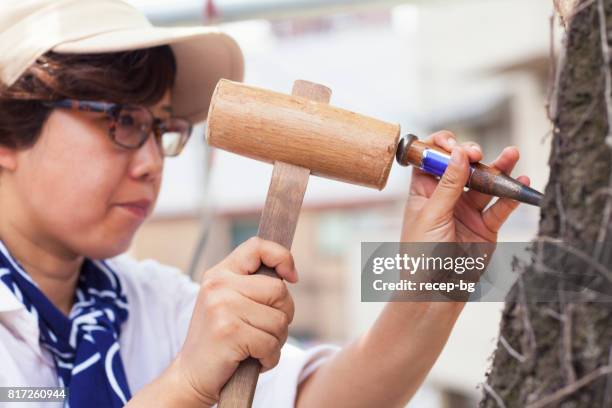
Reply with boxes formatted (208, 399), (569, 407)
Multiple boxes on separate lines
(206, 79), (399, 408)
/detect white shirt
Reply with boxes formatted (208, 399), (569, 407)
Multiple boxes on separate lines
(0, 255), (339, 407)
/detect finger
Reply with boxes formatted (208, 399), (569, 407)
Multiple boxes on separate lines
(239, 323), (282, 371)
(410, 131), (469, 196)
(424, 146), (470, 218)
(226, 237), (298, 282)
(259, 351), (282, 373)
(482, 175), (530, 233)
(466, 146), (520, 211)
(424, 130), (482, 163)
(424, 130), (458, 151)
(460, 141), (483, 163)
(236, 295), (289, 344)
(228, 273), (295, 319)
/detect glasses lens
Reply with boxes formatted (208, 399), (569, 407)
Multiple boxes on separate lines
(160, 118), (191, 157)
(113, 106), (152, 148)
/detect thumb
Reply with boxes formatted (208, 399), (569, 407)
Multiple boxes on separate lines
(425, 147), (470, 217)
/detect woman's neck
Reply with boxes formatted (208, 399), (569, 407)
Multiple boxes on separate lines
(0, 221), (83, 316)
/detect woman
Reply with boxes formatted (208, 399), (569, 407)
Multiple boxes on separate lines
(0, 1), (530, 407)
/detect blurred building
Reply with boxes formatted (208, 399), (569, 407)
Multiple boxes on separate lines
(126, 0), (556, 406)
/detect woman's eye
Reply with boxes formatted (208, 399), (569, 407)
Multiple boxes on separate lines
(117, 114), (135, 127)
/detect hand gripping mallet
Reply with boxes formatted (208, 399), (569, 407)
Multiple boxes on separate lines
(206, 79), (543, 408)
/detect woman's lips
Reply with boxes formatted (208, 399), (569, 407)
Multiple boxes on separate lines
(116, 200), (151, 219)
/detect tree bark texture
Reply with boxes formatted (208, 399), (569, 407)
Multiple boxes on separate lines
(482, 1), (612, 407)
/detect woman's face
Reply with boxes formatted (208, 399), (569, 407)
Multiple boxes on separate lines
(3, 91), (171, 259)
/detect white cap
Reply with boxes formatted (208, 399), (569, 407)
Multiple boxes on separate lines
(0, 0), (245, 123)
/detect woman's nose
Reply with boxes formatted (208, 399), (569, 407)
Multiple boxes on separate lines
(129, 133), (164, 181)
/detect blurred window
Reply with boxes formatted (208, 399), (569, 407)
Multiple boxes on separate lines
(230, 217), (259, 248)
(316, 212), (349, 258)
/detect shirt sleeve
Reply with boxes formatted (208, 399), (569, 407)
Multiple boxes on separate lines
(251, 341), (340, 407)
(114, 255), (341, 407)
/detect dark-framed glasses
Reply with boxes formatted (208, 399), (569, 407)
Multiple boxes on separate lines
(44, 99), (193, 157)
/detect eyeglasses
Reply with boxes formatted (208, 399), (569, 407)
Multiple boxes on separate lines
(44, 99), (193, 157)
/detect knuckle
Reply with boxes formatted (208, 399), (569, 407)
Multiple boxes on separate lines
(247, 236), (263, 251)
(466, 141), (482, 152)
(214, 317), (240, 339)
(285, 296), (295, 323)
(436, 130), (456, 143)
(205, 293), (229, 316)
(201, 274), (225, 294)
(276, 311), (289, 331)
(265, 335), (280, 353)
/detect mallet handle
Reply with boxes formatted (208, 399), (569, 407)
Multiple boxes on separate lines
(217, 81), (332, 408)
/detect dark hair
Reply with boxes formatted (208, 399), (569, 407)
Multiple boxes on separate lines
(0, 45), (176, 149)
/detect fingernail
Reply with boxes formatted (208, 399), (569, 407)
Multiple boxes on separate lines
(471, 145), (481, 153)
(448, 138), (457, 147)
(451, 147), (461, 164)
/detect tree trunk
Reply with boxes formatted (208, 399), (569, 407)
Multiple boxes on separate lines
(481, 1), (612, 407)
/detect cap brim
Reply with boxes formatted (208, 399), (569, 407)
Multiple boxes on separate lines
(53, 26), (244, 123)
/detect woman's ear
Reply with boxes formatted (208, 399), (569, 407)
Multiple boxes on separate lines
(0, 145), (17, 171)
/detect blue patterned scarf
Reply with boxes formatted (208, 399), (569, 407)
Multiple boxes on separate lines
(0, 240), (131, 406)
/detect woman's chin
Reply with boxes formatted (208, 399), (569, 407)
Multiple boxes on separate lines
(60, 216), (143, 259)
(77, 234), (135, 260)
